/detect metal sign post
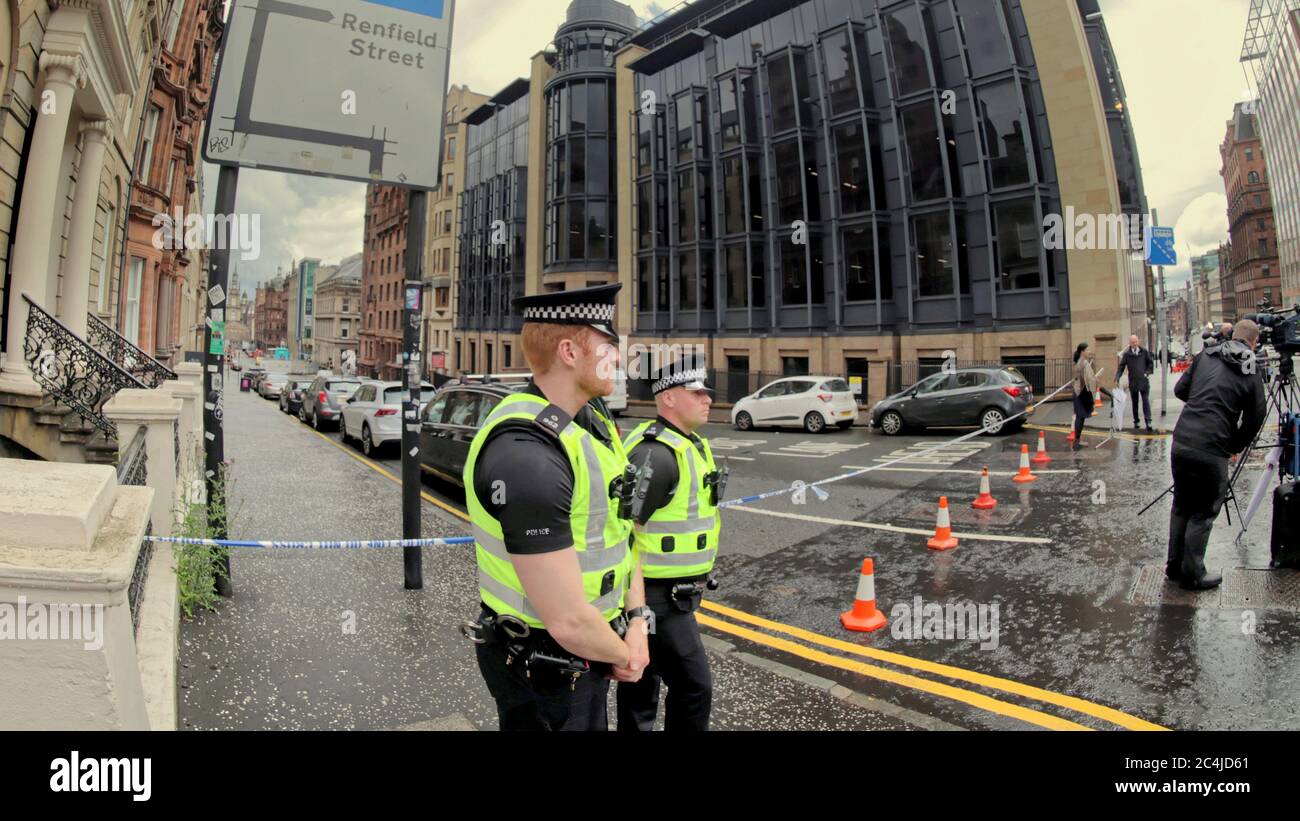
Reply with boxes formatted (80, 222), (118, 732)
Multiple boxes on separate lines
(204, 164), (240, 597)
(402, 191), (426, 591)
(1147, 215), (1176, 419)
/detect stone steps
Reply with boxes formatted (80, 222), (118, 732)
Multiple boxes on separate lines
(22, 394), (118, 463)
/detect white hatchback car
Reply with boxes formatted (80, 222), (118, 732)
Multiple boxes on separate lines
(340, 380), (437, 456)
(731, 376), (859, 433)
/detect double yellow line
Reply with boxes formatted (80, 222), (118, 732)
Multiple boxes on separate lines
(290, 407), (1164, 731)
(698, 601), (1165, 731)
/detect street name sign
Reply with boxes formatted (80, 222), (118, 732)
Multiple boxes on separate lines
(204, 0), (455, 189)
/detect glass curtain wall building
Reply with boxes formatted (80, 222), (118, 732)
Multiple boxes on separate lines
(453, 0), (1147, 402)
(459, 83), (530, 373)
(632, 0), (1070, 338)
(1242, 0), (1300, 304)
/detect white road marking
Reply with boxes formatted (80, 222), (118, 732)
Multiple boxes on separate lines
(841, 466), (1080, 476)
(873, 441), (992, 467)
(759, 452), (837, 459)
(723, 456), (756, 462)
(732, 506), (1053, 545)
(710, 437), (769, 451)
(760, 440), (871, 459)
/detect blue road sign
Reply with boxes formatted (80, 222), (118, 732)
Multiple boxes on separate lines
(1147, 226), (1176, 266)
(362, 0), (445, 17)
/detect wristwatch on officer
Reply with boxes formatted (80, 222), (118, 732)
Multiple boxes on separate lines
(624, 606), (655, 635)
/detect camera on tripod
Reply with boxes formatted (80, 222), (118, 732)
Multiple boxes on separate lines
(1244, 298), (1300, 355)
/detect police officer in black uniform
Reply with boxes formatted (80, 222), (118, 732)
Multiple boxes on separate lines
(617, 355), (722, 731)
(462, 284), (649, 731)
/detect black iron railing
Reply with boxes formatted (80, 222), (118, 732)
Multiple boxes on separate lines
(118, 425), (148, 488)
(22, 294), (148, 438)
(128, 523), (153, 637)
(86, 311), (177, 388)
(116, 425), (151, 636)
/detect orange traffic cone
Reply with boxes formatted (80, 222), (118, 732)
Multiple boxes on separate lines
(1067, 414), (1077, 443)
(927, 497), (960, 551)
(972, 467), (998, 510)
(1092, 393), (1102, 417)
(1031, 431), (1053, 465)
(1012, 445), (1038, 484)
(841, 558), (888, 632)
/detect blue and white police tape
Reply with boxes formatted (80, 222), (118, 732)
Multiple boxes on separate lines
(718, 376), (1082, 510)
(145, 536), (476, 550)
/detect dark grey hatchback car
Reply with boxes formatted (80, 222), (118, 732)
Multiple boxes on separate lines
(870, 367), (1034, 435)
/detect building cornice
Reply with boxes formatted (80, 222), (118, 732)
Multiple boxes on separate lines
(47, 0), (137, 109)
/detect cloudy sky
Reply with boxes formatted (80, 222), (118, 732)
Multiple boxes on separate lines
(205, 0), (1253, 295)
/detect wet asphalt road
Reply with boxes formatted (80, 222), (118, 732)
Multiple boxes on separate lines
(182, 360), (1300, 731)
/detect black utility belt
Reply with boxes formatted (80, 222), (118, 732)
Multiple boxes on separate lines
(645, 575), (720, 611)
(463, 605), (627, 688)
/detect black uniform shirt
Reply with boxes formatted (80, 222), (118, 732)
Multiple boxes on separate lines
(628, 417), (708, 526)
(473, 382), (615, 555)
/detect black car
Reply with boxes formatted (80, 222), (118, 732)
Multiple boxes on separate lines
(279, 379), (305, 415)
(417, 383), (515, 488)
(870, 367), (1034, 436)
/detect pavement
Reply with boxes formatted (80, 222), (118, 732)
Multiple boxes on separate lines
(181, 357), (1300, 731)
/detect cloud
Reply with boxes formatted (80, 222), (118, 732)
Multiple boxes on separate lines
(1157, 192), (1230, 289)
(203, 165), (365, 291)
(1098, 0), (1251, 286)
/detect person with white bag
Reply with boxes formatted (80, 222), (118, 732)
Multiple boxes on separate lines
(1116, 335), (1155, 432)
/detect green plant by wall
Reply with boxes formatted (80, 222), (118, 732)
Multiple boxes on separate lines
(172, 463), (238, 618)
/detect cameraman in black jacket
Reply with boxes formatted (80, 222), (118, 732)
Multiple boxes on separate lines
(1167, 320), (1268, 590)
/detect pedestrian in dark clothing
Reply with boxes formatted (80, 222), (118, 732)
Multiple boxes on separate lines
(1116, 335), (1155, 432)
(1167, 320), (1268, 591)
(1071, 343), (1097, 449)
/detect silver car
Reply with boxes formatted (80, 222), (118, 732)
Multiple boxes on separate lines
(258, 373), (289, 400)
(298, 375), (363, 431)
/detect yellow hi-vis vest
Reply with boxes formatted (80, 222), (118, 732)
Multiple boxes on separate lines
(464, 392), (634, 628)
(623, 420), (720, 580)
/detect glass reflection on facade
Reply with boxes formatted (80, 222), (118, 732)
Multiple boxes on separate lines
(630, 0), (1103, 336)
(543, 3), (634, 273)
(459, 92), (529, 334)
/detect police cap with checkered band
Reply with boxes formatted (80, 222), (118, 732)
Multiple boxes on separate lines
(651, 352), (713, 396)
(513, 283), (622, 343)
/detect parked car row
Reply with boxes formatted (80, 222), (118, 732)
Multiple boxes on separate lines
(260, 369), (438, 457)
(253, 362), (1035, 499)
